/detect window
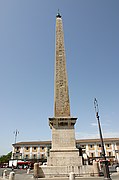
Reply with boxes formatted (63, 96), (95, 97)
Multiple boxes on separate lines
(33, 147), (37, 150)
(26, 147), (29, 150)
(42, 147), (44, 150)
(33, 154), (36, 159)
(107, 144), (110, 148)
(47, 149), (50, 157)
(26, 155), (28, 159)
(91, 153), (94, 157)
(81, 145), (86, 148)
(16, 147), (19, 151)
(109, 152), (112, 156)
(41, 154), (44, 158)
(98, 144), (101, 147)
(90, 145), (93, 148)
(71, 123), (75, 126)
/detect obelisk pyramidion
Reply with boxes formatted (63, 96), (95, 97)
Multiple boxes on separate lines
(48, 12), (82, 168)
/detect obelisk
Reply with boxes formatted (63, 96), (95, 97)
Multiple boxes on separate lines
(54, 12), (70, 118)
(48, 12), (82, 167)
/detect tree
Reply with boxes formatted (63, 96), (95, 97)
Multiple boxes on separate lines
(0, 152), (12, 163)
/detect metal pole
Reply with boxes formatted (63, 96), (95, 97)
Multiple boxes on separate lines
(94, 98), (111, 180)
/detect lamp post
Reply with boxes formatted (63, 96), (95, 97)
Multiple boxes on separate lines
(94, 98), (111, 180)
(14, 129), (19, 144)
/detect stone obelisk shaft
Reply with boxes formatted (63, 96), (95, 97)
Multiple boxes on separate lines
(54, 15), (70, 117)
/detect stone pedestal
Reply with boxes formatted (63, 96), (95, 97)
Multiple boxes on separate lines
(37, 117), (83, 178)
(48, 117), (82, 168)
(48, 149), (82, 167)
(39, 164), (94, 178)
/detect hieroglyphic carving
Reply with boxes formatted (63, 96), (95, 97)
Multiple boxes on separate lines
(54, 17), (70, 117)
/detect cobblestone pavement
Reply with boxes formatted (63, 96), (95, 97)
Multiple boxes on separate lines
(0, 174), (119, 180)
(0, 168), (119, 180)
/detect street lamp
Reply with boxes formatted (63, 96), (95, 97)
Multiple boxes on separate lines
(94, 98), (111, 180)
(13, 129), (19, 144)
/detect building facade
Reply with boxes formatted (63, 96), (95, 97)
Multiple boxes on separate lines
(12, 141), (51, 163)
(77, 138), (119, 165)
(12, 138), (119, 164)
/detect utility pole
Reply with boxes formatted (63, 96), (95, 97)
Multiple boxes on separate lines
(94, 98), (111, 180)
(14, 129), (19, 144)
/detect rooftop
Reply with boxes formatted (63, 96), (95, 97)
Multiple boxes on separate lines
(13, 137), (119, 146)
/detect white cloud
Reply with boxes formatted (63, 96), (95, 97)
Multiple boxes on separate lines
(90, 121), (111, 128)
(90, 123), (97, 127)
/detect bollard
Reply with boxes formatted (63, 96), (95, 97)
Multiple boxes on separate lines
(27, 168), (30, 174)
(69, 172), (75, 180)
(93, 160), (99, 177)
(3, 169), (7, 179)
(34, 163), (39, 178)
(116, 167), (119, 172)
(9, 171), (15, 180)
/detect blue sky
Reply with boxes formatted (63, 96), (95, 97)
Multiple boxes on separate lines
(0, 0), (119, 155)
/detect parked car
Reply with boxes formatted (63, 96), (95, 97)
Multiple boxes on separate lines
(112, 163), (119, 170)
